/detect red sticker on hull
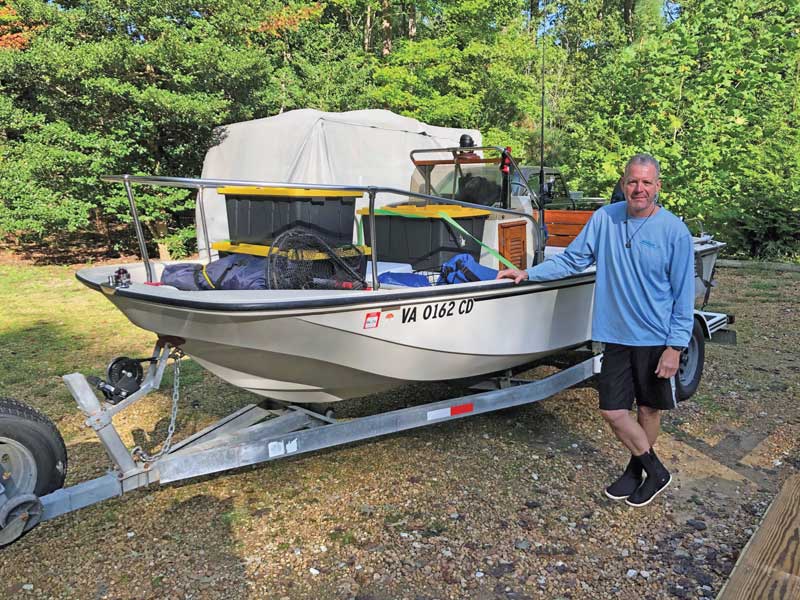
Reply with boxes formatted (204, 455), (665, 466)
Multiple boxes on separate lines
(363, 312), (381, 329)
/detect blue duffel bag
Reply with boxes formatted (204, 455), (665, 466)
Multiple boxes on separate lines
(437, 253), (498, 285)
(161, 254), (267, 290)
(378, 271), (431, 287)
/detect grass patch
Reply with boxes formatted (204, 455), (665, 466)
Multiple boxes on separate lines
(0, 264), (156, 412)
(328, 528), (356, 545)
(421, 519), (448, 537)
(661, 420), (679, 434)
(690, 393), (733, 417)
(705, 302), (732, 311)
(383, 511), (408, 527)
(0, 262), (255, 449)
(99, 507), (119, 525)
(220, 508), (250, 528)
(163, 359), (205, 388)
(740, 289), (790, 301)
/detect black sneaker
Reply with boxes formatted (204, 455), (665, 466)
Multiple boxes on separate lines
(605, 455), (643, 500)
(626, 450), (671, 507)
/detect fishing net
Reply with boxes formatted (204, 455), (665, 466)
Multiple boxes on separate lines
(265, 227), (368, 290)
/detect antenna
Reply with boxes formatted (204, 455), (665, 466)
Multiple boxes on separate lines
(539, 0), (546, 187)
(536, 0), (548, 265)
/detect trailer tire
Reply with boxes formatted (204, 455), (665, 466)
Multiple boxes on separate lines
(677, 320), (705, 401)
(0, 398), (67, 497)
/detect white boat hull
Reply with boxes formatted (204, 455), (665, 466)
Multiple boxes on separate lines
(85, 266), (595, 403)
(79, 233), (722, 404)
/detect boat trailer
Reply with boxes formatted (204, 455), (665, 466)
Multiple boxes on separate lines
(0, 310), (734, 548)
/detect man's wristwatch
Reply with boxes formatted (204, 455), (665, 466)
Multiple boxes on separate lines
(668, 345), (687, 352)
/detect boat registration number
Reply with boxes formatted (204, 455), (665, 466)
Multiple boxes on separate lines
(401, 299), (474, 324)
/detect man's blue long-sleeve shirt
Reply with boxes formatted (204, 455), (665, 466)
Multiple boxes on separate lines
(526, 202), (695, 347)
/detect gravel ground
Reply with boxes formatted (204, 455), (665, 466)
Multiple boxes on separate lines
(1, 266), (798, 599)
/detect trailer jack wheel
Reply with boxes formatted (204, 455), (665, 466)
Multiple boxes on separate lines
(0, 493), (43, 546)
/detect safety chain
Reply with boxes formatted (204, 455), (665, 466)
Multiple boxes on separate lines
(131, 349), (185, 463)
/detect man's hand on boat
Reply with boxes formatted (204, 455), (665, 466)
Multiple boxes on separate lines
(496, 269), (529, 284)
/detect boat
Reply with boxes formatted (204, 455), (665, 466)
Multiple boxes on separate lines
(74, 147), (724, 404)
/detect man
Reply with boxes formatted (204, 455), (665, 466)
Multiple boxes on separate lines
(497, 154), (694, 507)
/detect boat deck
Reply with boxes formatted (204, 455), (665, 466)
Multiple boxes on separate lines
(717, 474), (800, 599)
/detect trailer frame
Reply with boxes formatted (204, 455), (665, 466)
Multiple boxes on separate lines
(0, 309), (734, 547)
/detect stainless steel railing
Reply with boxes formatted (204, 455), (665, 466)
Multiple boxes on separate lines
(101, 174), (540, 290)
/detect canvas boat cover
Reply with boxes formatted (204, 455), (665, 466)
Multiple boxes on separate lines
(197, 109), (481, 254)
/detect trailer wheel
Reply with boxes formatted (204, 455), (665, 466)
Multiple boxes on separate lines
(677, 320), (705, 401)
(0, 398), (67, 498)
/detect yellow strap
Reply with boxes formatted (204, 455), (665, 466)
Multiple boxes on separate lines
(201, 265), (215, 289)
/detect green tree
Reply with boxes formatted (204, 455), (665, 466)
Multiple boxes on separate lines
(368, 1), (569, 163)
(0, 1), (296, 254)
(561, 0), (800, 258)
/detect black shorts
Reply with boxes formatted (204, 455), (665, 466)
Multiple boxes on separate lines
(598, 343), (677, 411)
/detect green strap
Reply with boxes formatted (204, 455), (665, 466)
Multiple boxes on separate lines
(359, 209), (415, 246)
(372, 208), (427, 218)
(437, 211), (517, 269)
(366, 207), (518, 269)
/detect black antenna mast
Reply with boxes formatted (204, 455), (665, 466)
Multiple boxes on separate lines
(536, 0), (548, 265)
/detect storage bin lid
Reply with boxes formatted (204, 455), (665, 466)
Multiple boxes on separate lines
(217, 186), (362, 198)
(357, 204), (490, 218)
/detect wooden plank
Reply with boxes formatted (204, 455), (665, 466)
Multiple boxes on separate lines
(546, 223), (584, 236)
(412, 158), (499, 166)
(718, 475), (800, 600)
(544, 209), (594, 225)
(545, 236), (573, 247)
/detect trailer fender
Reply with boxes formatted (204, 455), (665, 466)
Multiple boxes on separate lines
(693, 310), (737, 345)
(694, 311), (711, 340)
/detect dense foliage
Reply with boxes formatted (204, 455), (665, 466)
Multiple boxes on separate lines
(0, 0), (797, 258)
